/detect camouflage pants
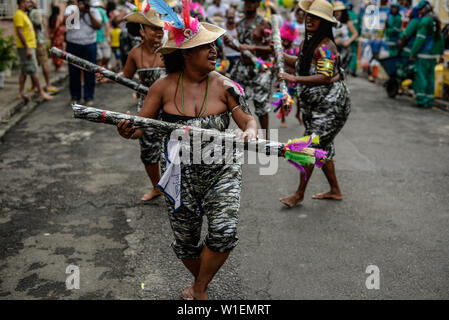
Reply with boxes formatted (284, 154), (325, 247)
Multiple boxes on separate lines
(299, 80), (351, 159)
(161, 157), (242, 259)
(138, 129), (162, 165)
(230, 60), (271, 117)
(137, 97), (162, 165)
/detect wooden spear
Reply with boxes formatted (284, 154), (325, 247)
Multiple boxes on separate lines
(50, 47), (149, 96)
(271, 14), (293, 115)
(72, 104), (322, 162)
(224, 37), (269, 72)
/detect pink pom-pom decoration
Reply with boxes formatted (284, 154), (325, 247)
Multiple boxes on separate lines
(314, 148), (327, 159)
(191, 2), (205, 16)
(280, 21), (299, 43)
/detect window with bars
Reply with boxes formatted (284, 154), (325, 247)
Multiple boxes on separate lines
(0, 0), (50, 19)
(0, 0), (17, 19)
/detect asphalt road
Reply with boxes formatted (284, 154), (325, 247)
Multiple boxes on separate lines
(0, 76), (448, 299)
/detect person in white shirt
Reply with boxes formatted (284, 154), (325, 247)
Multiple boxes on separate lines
(223, 7), (240, 73)
(292, 6), (306, 48)
(206, 0), (228, 18)
(63, 0), (102, 105)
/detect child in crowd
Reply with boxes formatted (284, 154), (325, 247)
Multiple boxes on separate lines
(110, 20), (122, 71)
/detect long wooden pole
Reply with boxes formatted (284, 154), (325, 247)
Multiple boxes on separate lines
(225, 37), (269, 72)
(72, 104), (318, 158)
(271, 14), (291, 114)
(50, 47), (149, 96)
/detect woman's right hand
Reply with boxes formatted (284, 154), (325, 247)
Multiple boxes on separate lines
(277, 72), (297, 83)
(96, 73), (111, 83)
(117, 112), (140, 139)
(96, 72), (104, 82)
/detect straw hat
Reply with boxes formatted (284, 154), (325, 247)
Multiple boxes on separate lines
(148, 0), (226, 54)
(124, 7), (165, 28)
(166, 0), (178, 7)
(156, 21), (225, 54)
(333, 1), (346, 11)
(299, 0), (339, 26)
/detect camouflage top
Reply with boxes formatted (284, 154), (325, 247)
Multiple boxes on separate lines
(137, 67), (166, 87)
(236, 15), (265, 45)
(160, 111), (231, 131)
(160, 111), (243, 165)
(137, 67), (166, 112)
(295, 58), (351, 160)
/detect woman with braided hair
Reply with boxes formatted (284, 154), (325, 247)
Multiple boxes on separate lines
(97, 7), (166, 201)
(277, 0), (351, 208)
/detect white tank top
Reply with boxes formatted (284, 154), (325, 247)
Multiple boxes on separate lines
(333, 24), (350, 43)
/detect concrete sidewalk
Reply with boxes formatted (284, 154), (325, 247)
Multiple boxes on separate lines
(0, 59), (69, 141)
(354, 70), (449, 113)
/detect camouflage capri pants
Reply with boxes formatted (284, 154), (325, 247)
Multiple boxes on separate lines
(139, 129), (162, 165)
(161, 161), (242, 259)
(230, 61), (271, 117)
(300, 80), (351, 159)
(137, 98), (162, 165)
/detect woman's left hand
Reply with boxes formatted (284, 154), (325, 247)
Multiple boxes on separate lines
(342, 40), (351, 47)
(237, 128), (258, 142)
(277, 72), (297, 83)
(331, 73), (341, 83)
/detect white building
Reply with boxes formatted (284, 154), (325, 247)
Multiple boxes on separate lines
(0, 0), (54, 19)
(0, 0), (61, 38)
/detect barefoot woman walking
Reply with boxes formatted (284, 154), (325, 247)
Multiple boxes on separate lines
(98, 7), (166, 201)
(278, 0), (351, 207)
(117, 0), (257, 299)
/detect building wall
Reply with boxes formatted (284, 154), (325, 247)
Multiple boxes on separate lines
(0, 0), (18, 19)
(0, 0), (62, 18)
(430, 0), (449, 24)
(0, 0), (67, 38)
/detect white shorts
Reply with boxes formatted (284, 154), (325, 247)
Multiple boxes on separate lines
(97, 40), (111, 60)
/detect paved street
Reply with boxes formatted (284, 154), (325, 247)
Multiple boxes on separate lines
(0, 76), (448, 299)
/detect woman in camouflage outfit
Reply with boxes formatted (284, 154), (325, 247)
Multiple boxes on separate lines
(277, 0), (351, 208)
(225, 0), (273, 138)
(117, 7), (258, 300)
(98, 8), (166, 201)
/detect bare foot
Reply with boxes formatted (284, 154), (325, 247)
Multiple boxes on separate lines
(181, 285), (195, 300)
(18, 93), (30, 101)
(39, 92), (54, 100)
(280, 121), (287, 128)
(45, 86), (58, 93)
(141, 188), (162, 201)
(190, 286), (209, 300)
(312, 191), (343, 200)
(181, 285), (209, 300)
(280, 193), (304, 208)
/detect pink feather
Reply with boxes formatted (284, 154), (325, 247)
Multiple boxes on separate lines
(286, 136), (312, 152)
(314, 149), (327, 159)
(315, 159), (325, 169)
(182, 0), (192, 27)
(288, 160), (307, 180)
(190, 18), (199, 33)
(276, 108), (282, 119)
(164, 23), (186, 45)
(232, 81), (245, 96)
